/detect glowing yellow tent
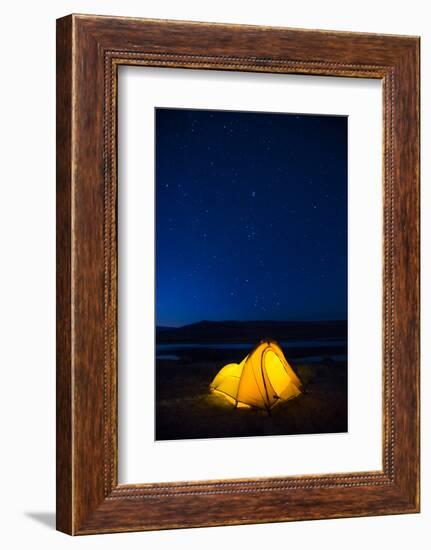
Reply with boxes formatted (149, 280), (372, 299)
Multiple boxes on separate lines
(210, 339), (302, 411)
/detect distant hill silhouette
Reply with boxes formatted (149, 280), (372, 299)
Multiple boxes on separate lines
(156, 320), (347, 343)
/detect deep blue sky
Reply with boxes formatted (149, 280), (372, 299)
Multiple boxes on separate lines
(155, 108), (347, 327)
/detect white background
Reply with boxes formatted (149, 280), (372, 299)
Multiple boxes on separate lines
(0, 1), (428, 549)
(118, 67), (382, 483)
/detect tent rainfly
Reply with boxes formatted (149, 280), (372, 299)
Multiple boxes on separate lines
(210, 339), (302, 411)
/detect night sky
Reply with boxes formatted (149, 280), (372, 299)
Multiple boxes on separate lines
(155, 108), (347, 327)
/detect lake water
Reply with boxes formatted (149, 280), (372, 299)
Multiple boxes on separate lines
(156, 339), (347, 363)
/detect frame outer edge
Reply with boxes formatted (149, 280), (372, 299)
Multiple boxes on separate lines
(56, 14), (74, 535)
(392, 38), (420, 510)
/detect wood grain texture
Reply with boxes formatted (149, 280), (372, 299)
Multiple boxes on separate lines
(56, 14), (420, 535)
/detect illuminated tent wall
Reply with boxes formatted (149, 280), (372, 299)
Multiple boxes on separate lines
(210, 339), (302, 411)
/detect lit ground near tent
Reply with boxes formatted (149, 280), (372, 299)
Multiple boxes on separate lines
(155, 354), (347, 441)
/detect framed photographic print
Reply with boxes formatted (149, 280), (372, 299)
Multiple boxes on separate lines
(56, 14), (420, 534)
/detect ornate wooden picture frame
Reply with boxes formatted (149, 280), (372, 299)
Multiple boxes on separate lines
(56, 14), (420, 535)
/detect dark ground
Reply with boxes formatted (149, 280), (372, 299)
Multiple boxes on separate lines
(155, 348), (347, 441)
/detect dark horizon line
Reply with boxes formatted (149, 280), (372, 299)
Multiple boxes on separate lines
(157, 318), (348, 330)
